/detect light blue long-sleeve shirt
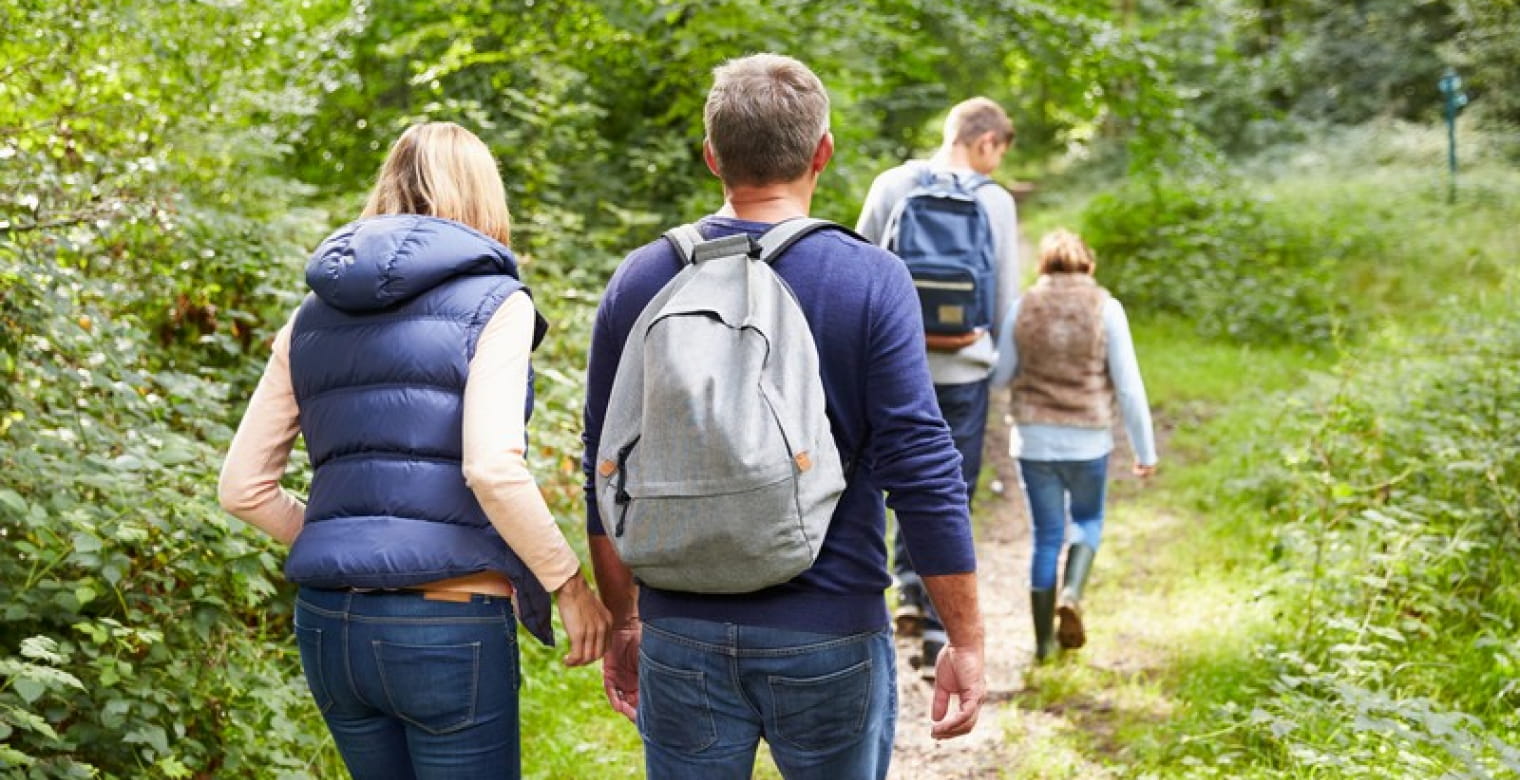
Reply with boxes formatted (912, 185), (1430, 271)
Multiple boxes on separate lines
(991, 294), (1158, 466)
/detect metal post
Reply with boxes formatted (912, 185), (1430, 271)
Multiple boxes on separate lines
(1438, 69), (1468, 204)
(1447, 107), (1458, 204)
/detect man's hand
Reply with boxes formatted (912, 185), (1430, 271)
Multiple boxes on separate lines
(588, 534), (640, 721)
(554, 573), (611, 667)
(929, 643), (986, 739)
(1133, 462), (1157, 478)
(602, 619), (641, 722)
(920, 572), (986, 739)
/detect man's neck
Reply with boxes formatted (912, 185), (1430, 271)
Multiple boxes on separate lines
(716, 179), (814, 223)
(930, 145), (976, 173)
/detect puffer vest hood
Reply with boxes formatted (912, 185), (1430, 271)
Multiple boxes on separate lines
(285, 214), (556, 645)
(1011, 273), (1114, 429)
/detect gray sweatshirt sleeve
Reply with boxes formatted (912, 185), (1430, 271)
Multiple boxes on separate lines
(979, 186), (1020, 340)
(1104, 298), (1158, 466)
(989, 298), (1021, 387)
(855, 170), (897, 245)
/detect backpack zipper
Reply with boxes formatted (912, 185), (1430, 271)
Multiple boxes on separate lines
(612, 437), (638, 537)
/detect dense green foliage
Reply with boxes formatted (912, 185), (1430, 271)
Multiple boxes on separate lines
(1, 1), (346, 776)
(1113, 291), (1520, 778)
(1154, 0), (1520, 152)
(1078, 174), (1345, 343)
(1071, 121), (1515, 345)
(3, 0), (1517, 777)
(1223, 311), (1520, 775)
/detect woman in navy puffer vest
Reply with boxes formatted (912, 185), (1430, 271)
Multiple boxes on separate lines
(220, 122), (609, 778)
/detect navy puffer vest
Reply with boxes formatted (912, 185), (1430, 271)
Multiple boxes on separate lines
(285, 214), (555, 645)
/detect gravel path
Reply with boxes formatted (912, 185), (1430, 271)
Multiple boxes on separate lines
(887, 383), (1153, 779)
(888, 394), (1034, 779)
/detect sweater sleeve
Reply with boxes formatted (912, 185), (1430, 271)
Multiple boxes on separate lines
(854, 170), (896, 246)
(866, 266), (976, 576)
(989, 298), (1022, 388)
(581, 276), (621, 538)
(462, 292), (581, 592)
(218, 313), (306, 545)
(1104, 298), (1158, 466)
(982, 185), (1021, 341)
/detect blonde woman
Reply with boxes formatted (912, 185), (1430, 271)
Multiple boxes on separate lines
(991, 229), (1157, 664)
(219, 121), (609, 778)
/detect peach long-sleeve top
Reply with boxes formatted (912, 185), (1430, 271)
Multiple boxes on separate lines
(217, 291), (581, 593)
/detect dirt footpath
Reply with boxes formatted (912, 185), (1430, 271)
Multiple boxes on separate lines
(888, 387), (1151, 779)
(888, 392), (1033, 779)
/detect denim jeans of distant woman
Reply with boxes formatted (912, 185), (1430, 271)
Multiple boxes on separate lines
(1019, 455), (1109, 590)
(293, 587), (521, 780)
(638, 617), (897, 780)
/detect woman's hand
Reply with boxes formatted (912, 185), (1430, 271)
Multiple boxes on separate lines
(554, 573), (611, 667)
(1132, 462), (1157, 478)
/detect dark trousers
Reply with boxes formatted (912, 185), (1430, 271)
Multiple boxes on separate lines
(893, 378), (989, 632)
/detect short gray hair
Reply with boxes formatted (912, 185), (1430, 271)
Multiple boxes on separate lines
(704, 53), (830, 186)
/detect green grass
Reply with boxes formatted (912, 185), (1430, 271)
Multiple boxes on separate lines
(1000, 122), (1520, 778)
(519, 644), (644, 779)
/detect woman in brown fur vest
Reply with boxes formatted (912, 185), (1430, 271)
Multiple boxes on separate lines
(991, 229), (1158, 663)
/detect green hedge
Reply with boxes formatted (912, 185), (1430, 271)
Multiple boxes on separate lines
(1076, 173), (1348, 345)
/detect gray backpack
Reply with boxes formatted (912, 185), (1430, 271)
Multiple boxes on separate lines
(593, 219), (850, 593)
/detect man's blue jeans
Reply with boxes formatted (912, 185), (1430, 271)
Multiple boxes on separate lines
(893, 378), (989, 629)
(293, 587), (521, 780)
(1018, 455), (1109, 590)
(638, 617), (897, 779)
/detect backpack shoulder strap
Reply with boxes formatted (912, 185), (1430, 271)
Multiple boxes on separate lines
(758, 218), (866, 264)
(964, 173), (998, 192)
(662, 223), (707, 265)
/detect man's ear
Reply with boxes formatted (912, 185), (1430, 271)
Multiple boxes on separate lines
(810, 132), (834, 174)
(703, 139), (722, 178)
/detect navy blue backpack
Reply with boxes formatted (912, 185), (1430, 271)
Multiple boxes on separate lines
(885, 168), (998, 350)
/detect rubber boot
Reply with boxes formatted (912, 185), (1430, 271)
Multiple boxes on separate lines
(1030, 588), (1060, 663)
(1057, 543), (1096, 649)
(918, 628), (947, 681)
(893, 575), (926, 638)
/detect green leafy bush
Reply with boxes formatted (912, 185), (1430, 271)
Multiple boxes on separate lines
(1077, 173), (1348, 344)
(0, 273), (339, 778)
(1178, 311), (1520, 776)
(1, 1), (346, 776)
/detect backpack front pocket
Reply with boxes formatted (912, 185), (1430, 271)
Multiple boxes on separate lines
(912, 265), (984, 334)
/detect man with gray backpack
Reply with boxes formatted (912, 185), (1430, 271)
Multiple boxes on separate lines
(856, 98), (1018, 677)
(582, 53), (985, 777)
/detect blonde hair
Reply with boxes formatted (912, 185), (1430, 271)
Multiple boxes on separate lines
(1038, 229), (1097, 275)
(943, 97), (1014, 148)
(361, 122), (512, 246)
(704, 53), (830, 186)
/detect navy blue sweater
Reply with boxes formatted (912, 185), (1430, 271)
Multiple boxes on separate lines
(583, 216), (974, 634)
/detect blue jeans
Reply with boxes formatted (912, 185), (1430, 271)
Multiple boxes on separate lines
(1019, 456), (1109, 590)
(293, 587), (521, 780)
(893, 378), (990, 629)
(638, 617), (896, 779)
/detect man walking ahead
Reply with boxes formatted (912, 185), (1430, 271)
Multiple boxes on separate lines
(582, 53), (985, 778)
(855, 98), (1017, 674)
